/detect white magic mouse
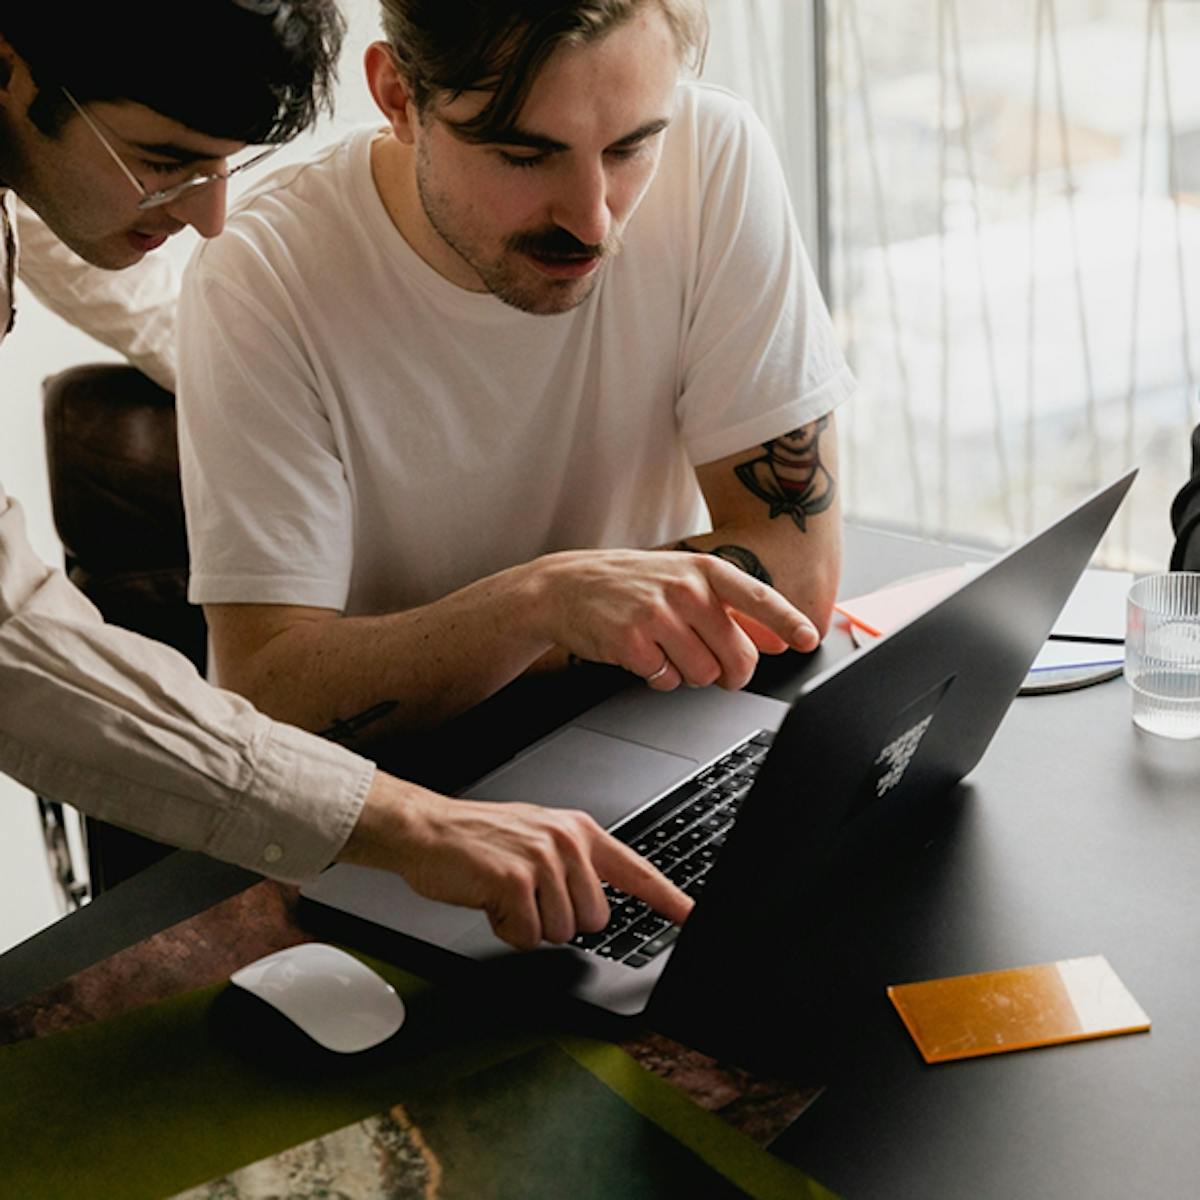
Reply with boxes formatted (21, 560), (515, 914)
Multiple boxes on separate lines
(229, 942), (406, 1053)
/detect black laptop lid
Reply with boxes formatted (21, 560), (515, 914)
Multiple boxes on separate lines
(677, 470), (1136, 960)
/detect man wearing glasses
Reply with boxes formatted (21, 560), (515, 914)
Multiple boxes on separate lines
(0, 1), (692, 951)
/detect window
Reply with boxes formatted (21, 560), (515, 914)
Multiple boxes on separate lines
(710, 0), (1200, 566)
(824, 0), (1200, 567)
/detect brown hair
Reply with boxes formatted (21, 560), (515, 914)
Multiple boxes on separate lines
(3, 0), (345, 142)
(380, 0), (708, 141)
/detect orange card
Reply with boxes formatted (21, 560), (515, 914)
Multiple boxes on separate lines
(888, 955), (1150, 1064)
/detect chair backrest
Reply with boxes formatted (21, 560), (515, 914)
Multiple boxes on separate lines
(42, 363), (207, 674)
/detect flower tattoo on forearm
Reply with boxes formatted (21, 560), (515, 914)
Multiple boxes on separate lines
(734, 417), (836, 532)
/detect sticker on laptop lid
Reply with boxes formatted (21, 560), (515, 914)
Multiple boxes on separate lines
(888, 954), (1150, 1064)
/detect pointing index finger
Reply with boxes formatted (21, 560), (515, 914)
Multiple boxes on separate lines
(707, 564), (818, 653)
(593, 836), (694, 926)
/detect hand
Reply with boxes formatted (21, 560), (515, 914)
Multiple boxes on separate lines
(529, 549), (819, 691)
(339, 773), (693, 951)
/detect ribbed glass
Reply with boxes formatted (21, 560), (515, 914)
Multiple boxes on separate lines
(1126, 572), (1200, 739)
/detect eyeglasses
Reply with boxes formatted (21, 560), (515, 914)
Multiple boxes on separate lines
(61, 86), (279, 211)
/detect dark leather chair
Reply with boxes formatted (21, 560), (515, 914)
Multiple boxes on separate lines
(42, 363), (207, 895)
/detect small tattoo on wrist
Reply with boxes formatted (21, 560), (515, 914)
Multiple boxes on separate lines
(709, 544), (774, 585)
(318, 701), (399, 744)
(674, 540), (773, 585)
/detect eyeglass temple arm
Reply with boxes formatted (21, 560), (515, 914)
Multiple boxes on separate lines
(60, 87), (147, 198)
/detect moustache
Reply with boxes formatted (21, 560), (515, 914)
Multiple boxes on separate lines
(508, 226), (623, 261)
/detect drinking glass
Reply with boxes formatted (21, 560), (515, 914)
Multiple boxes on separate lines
(1126, 572), (1200, 739)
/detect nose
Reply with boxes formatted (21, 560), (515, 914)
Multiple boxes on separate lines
(164, 176), (227, 239)
(549, 158), (611, 248)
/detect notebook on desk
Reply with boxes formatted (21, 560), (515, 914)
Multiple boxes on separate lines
(302, 471), (1136, 1018)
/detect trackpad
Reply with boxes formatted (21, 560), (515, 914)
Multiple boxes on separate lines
(462, 726), (698, 829)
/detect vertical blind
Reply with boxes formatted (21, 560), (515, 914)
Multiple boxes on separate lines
(708, 0), (1200, 568)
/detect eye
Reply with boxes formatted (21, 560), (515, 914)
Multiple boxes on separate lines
(497, 150), (548, 170)
(141, 159), (189, 178)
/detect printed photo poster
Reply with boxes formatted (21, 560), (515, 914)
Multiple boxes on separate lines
(170, 1042), (831, 1200)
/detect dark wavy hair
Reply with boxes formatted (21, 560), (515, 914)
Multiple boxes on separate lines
(380, 0), (708, 142)
(2, 0), (346, 143)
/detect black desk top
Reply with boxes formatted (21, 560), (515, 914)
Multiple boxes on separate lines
(772, 669), (1200, 1197)
(5, 524), (1189, 1198)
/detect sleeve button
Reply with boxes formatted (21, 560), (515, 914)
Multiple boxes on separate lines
(262, 843), (284, 864)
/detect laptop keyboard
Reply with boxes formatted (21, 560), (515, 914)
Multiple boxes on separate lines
(569, 729), (774, 968)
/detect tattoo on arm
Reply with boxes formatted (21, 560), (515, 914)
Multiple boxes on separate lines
(733, 416), (836, 532)
(674, 540), (774, 586)
(317, 701), (399, 744)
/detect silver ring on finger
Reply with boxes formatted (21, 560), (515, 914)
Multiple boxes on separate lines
(644, 656), (671, 684)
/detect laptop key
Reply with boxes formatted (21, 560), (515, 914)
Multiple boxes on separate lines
(665, 859), (696, 885)
(628, 913), (671, 940)
(571, 928), (612, 950)
(599, 930), (648, 961)
(680, 798), (716, 823)
(648, 845), (683, 869)
(640, 927), (681, 959)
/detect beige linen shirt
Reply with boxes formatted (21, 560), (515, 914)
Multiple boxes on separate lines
(1, 189), (373, 882)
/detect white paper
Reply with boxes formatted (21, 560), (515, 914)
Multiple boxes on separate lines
(1030, 639), (1124, 672)
(1051, 569), (1132, 642)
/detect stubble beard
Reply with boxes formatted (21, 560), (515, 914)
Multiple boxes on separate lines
(415, 160), (617, 317)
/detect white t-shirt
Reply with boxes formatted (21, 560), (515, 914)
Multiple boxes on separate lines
(179, 83), (854, 616)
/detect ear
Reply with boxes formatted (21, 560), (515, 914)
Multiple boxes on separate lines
(364, 41), (421, 146)
(0, 34), (38, 109)
(0, 34), (18, 92)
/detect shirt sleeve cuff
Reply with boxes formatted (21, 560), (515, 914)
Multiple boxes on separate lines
(205, 721), (375, 884)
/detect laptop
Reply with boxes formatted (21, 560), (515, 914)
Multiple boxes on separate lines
(302, 471), (1136, 1017)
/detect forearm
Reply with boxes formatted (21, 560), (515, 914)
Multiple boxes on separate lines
(1, 486), (370, 880)
(213, 547), (821, 741)
(211, 560), (558, 741)
(687, 413), (843, 640)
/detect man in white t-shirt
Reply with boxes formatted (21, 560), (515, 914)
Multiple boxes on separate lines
(179, 0), (849, 748)
(3, 1), (696, 951)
